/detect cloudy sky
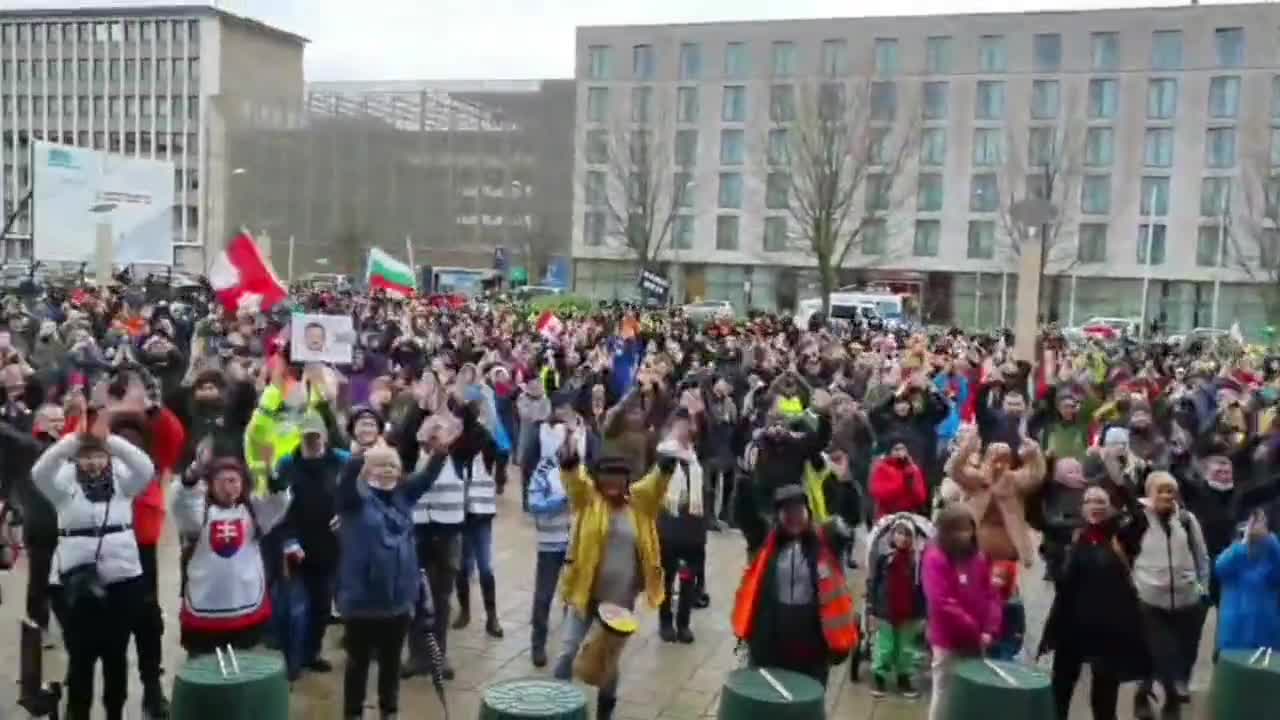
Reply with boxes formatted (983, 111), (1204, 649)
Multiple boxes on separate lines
(1, 0), (1250, 80)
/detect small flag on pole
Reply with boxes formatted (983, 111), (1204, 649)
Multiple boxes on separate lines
(536, 310), (563, 340)
(367, 247), (417, 297)
(208, 232), (287, 314)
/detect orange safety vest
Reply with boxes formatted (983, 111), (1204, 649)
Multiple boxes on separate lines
(731, 528), (859, 656)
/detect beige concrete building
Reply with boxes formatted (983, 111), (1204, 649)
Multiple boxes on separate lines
(0, 4), (305, 271)
(572, 3), (1280, 332)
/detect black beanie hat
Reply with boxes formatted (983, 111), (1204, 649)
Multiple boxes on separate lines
(346, 405), (385, 438)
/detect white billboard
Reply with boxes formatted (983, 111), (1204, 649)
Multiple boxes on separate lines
(32, 141), (176, 265)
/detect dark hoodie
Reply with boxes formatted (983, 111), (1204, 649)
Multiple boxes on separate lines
(0, 422), (58, 545)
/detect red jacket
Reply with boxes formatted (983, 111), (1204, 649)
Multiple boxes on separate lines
(869, 457), (927, 519)
(133, 407), (186, 546)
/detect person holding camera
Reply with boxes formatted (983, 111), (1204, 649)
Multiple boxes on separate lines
(32, 408), (156, 720)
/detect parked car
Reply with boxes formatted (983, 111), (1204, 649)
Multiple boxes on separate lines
(682, 300), (735, 324)
(1167, 327), (1229, 348)
(512, 285), (564, 300)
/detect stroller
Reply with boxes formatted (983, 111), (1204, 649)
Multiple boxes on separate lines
(848, 511), (934, 682)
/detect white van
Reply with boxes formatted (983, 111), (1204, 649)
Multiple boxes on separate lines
(795, 291), (905, 329)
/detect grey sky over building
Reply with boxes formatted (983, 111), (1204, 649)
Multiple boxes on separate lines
(0, 0), (1250, 79)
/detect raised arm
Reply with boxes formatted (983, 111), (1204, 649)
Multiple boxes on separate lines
(109, 434), (157, 499)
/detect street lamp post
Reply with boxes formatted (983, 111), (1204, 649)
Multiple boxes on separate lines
(1009, 196), (1058, 362)
(89, 202), (119, 287)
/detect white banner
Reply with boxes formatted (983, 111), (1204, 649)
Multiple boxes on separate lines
(32, 141), (176, 265)
(290, 313), (356, 364)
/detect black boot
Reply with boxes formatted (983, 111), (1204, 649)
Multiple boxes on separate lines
(453, 576), (471, 630)
(597, 694), (617, 720)
(479, 573), (504, 639)
(141, 681), (170, 720)
(658, 599), (676, 642)
(675, 576), (695, 644)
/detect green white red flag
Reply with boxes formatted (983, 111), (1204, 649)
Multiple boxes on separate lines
(366, 247), (416, 297)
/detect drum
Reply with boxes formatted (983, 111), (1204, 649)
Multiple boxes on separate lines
(480, 679), (587, 720)
(170, 651), (288, 720)
(942, 658), (1054, 720)
(1211, 648), (1280, 719)
(717, 667), (825, 720)
(572, 603), (637, 687)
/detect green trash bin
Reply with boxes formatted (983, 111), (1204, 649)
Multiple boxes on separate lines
(170, 651), (288, 720)
(1210, 648), (1280, 719)
(717, 667), (825, 720)
(942, 658), (1054, 720)
(479, 678), (587, 720)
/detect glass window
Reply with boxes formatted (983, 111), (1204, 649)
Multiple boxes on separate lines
(586, 87), (609, 123)
(870, 82), (896, 122)
(976, 81), (1005, 120)
(676, 86), (699, 123)
(1034, 33), (1062, 72)
(1273, 76), (1280, 119)
(979, 35), (1007, 73)
(1206, 127), (1236, 168)
(630, 86), (653, 123)
(1085, 127), (1114, 167)
(585, 129), (609, 164)
(865, 174), (890, 212)
(1140, 176), (1170, 216)
(821, 39), (848, 77)
(672, 215), (694, 250)
(763, 217), (788, 251)
(675, 129), (698, 167)
(679, 43), (702, 81)
(1029, 127), (1057, 167)
(921, 128), (946, 166)
(770, 85), (795, 122)
(1147, 79), (1177, 119)
(970, 173), (999, 212)
(1088, 79), (1118, 119)
(1197, 226), (1225, 267)
(914, 220), (941, 257)
(1082, 175), (1111, 214)
(628, 130), (651, 166)
(587, 45), (612, 80)
(918, 173), (944, 212)
(967, 221), (996, 259)
(583, 212), (607, 246)
(870, 127), (892, 165)
(1077, 224), (1108, 263)
(1208, 76), (1240, 118)
(1152, 30), (1182, 70)
(1215, 28), (1244, 67)
(771, 41), (796, 77)
(768, 129), (789, 165)
(721, 86), (746, 122)
(718, 172), (743, 208)
(766, 172), (790, 209)
(632, 44), (655, 80)
(972, 129), (1004, 166)
(585, 171), (607, 206)
(819, 82), (846, 119)
(673, 172), (694, 208)
(724, 42), (748, 79)
(874, 38), (899, 75)
(1092, 32), (1119, 71)
(717, 215), (740, 250)
(1137, 224), (1167, 265)
(862, 219), (887, 255)
(1031, 80), (1060, 119)
(1144, 128), (1173, 167)
(926, 36), (952, 74)
(923, 81), (948, 120)
(1200, 176), (1231, 216)
(720, 129), (745, 165)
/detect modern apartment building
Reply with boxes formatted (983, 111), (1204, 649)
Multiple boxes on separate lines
(572, 3), (1280, 331)
(0, 4), (306, 271)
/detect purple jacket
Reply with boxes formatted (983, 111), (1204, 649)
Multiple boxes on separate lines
(922, 543), (1002, 652)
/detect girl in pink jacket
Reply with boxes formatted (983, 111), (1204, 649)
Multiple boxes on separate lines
(922, 506), (1003, 720)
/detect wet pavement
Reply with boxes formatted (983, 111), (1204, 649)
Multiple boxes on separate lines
(0, 488), (1215, 718)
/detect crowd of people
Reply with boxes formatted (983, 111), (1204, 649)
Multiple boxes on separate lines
(0, 283), (1278, 720)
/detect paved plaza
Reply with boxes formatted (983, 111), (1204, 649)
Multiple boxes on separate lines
(0, 488), (1214, 718)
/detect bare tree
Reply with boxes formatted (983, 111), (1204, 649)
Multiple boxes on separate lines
(775, 80), (917, 315)
(1228, 142), (1280, 319)
(992, 92), (1087, 323)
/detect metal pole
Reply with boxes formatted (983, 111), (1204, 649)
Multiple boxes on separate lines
(405, 234), (414, 273)
(1069, 274), (1077, 327)
(1000, 271), (1008, 328)
(287, 235), (295, 283)
(1211, 185), (1229, 329)
(974, 270), (982, 328)
(1139, 184), (1157, 339)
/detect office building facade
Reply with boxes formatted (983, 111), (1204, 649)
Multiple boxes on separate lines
(572, 3), (1280, 331)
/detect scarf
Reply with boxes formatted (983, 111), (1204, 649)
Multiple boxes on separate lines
(77, 463), (115, 503)
(657, 439), (703, 517)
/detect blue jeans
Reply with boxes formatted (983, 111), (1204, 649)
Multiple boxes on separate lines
(459, 515), (494, 580)
(531, 549), (566, 651)
(553, 606), (619, 701)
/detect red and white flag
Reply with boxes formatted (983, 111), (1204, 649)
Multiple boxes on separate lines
(208, 232), (287, 314)
(536, 310), (563, 340)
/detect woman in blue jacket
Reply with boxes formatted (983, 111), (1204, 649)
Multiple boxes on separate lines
(336, 417), (454, 720)
(1215, 509), (1280, 652)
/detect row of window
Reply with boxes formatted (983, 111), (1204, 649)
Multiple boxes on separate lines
(586, 75), (1254, 128)
(0, 20), (197, 45)
(0, 94), (199, 121)
(585, 27), (1245, 81)
(0, 58), (200, 84)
